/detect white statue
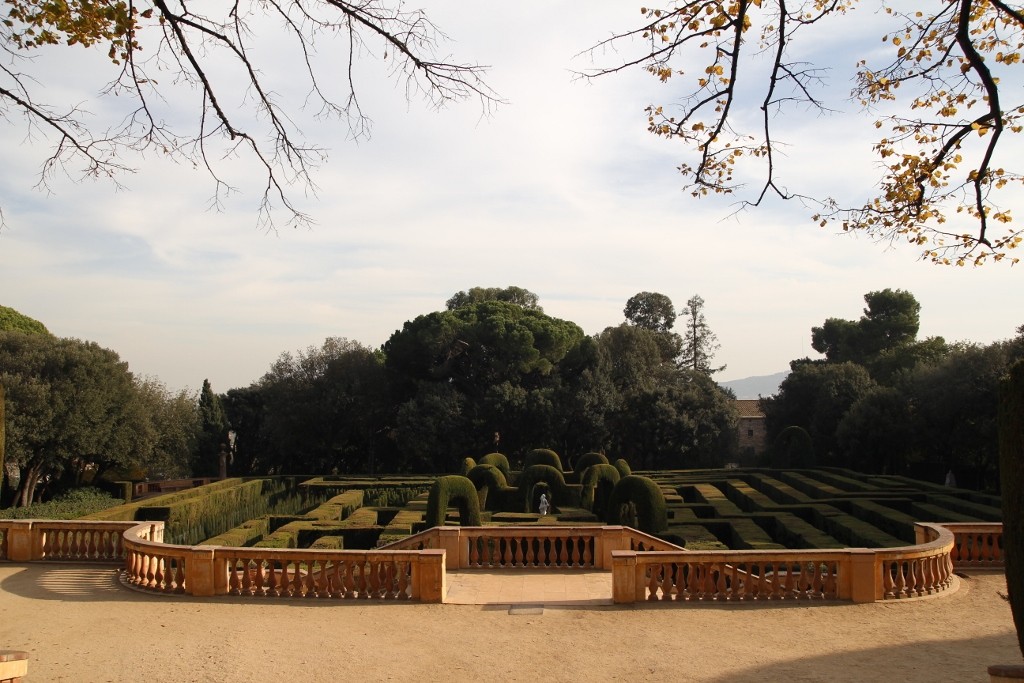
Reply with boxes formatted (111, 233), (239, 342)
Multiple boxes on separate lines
(538, 493), (550, 516)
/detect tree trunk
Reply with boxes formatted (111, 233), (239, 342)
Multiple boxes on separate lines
(16, 462), (42, 508)
(999, 360), (1024, 657)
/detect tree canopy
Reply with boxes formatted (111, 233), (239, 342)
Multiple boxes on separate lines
(0, 305), (49, 335)
(584, 1), (1024, 265)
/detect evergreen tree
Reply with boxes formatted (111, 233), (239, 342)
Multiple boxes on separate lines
(195, 379), (229, 477)
(679, 294), (725, 375)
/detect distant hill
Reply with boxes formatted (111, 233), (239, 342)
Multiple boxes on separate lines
(719, 371), (788, 400)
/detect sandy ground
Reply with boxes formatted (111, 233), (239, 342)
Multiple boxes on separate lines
(0, 563), (1021, 682)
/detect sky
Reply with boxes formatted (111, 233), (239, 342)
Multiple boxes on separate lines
(1, 2), (1021, 395)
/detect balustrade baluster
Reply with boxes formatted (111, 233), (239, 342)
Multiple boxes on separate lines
(558, 537), (569, 566)
(292, 559), (305, 598)
(645, 563), (660, 600)
(327, 560), (341, 598)
(582, 537), (593, 568)
(769, 563), (784, 599)
(896, 561), (909, 598)
(783, 562), (796, 599)
(658, 562), (673, 600)
(357, 560), (371, 598)
(513, 538), (524, 567)
(228, 558), (241, 595)
(396, 561), (410, 599)
(728, 563), (739, 600)
(883, 560), (896, 599)
(525, 537), (536, 566)
(342, 560), (356, 598)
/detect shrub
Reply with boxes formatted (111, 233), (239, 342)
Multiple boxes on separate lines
(579, 464), (620, 517)
(571, 452), (609, 482)
(516, 464), (574, 513)
(0, 487), (119, 520)
(606, 475), (668, 534)
(613, 458), (632, 479)
(459, 457), (476, 476)
(466, 464), (509, 511)
(523, 448), (563, 472)
(424, 475), (482, 528)
(478, 452), (512, 482)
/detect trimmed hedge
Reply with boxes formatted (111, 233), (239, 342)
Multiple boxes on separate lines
(466, 464), (510, 511)
(90, 477), (326, 545)
(524, 448), (563, 472)
(516, 464), (575, 513)
(571, 452), (609, 482)
(200, 518), (270, 547)
(459, 457), (476, 476)
(425, 475), (482, 528)
(478, 453), (512, 482)
(579, 464), (620, 517)
(606, 475), (668, 534)
(613, 459), (632, 479)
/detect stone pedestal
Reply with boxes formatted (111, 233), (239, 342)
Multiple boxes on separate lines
(0, 650), (28, 683)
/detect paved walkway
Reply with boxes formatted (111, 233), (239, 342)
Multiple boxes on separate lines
(445, 568), (613, 605)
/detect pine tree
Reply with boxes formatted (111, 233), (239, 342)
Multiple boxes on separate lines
(679, 294), (725, 375)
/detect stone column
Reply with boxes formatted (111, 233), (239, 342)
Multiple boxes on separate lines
(612, 550), (638, 603)
(848, 549), (881, 603)
(5, 521), (38, 562)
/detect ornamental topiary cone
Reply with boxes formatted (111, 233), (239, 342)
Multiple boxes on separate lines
(999, 360), (1024, 658)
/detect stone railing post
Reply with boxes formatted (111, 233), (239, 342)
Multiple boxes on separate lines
(5, 521), (39, 562)
(611, 550), (638, 603)
(597, 526), (632, 570)
(187, 547), (221, 597)
(414, 549), (446, 603)
(848, 549), (881, 603)
(436, 527), (462, 569)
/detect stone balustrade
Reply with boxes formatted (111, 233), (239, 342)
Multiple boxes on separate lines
(0, 519), (1001, 606)
(379, 525), (682, 570)
(934, 523), (1004, 568)
(611, 522), (957, 604)
(0, 520), (141, 562)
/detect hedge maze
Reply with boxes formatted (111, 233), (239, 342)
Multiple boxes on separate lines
(83, 455), (1002, 553)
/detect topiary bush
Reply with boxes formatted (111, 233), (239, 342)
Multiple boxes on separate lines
(613, 458), (631, 479)
(459, 457), (476, 476)
(772, 425), (814, 468)
(424, 475), (482, 528)
(478, 452), (512, 482)
(606, 475), (668, 535)
(466, 464), (509, 511)
(516, 464), (574, 513)
(580, 464), (620, 518)
(524, 448), (563, 472)
(571, 452), (609, 482)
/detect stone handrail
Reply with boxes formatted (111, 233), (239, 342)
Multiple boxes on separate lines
(927, 522), (1003, 568)
(0, 520), (142, 563)
(379, 525), (681, 570)
(611, 522), (957, 604)
(1, 519), (999, 605)
(120, 521), (446, 601)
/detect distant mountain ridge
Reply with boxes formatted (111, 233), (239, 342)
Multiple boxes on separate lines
(719, 371), (788, 400)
